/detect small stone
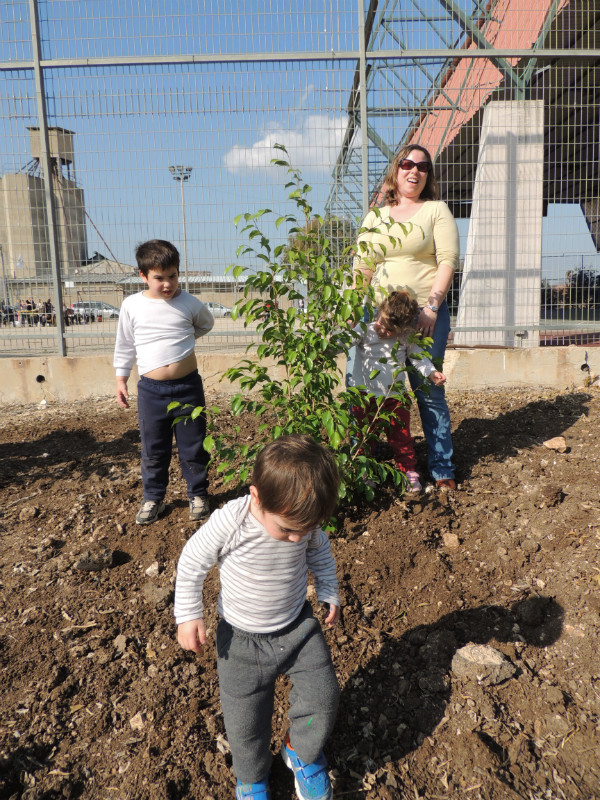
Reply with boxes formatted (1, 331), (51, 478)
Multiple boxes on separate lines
(539, 485), (564, 507)
(145, 561), (160, 577)
(113, 634), (128, 653)
(522, 538), (540, 553)
(451, 643), (517, 685)
(73, 547), (113, 572)
(418, 671), (449, 692)
(19, 506), (39, 521)
(564, 624), (585, 638)
(129, 712), (144, 731)
(215, 734), (231, 755)
(141, 584), (172, 610)
(544, 714), (570, 736)
(442, 532), (459, 549)
(542, 436), (567, 453)
(545, 686), (564, 705)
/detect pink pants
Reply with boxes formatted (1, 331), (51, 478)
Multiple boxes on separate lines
(353, 396), (417, 472)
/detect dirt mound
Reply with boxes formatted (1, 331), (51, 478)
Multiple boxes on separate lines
(1, 387), (599, 799)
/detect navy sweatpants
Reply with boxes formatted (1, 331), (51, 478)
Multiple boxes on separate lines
(137, 370), (209, 501)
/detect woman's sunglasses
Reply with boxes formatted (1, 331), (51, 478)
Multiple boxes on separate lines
(399, 158), (431, 174)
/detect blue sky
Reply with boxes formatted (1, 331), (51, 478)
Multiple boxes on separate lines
(1, 0), (598, 284)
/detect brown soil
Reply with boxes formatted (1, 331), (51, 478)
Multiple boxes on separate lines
(1, 386), (599, 800)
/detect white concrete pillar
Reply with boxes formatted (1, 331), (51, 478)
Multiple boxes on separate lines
(454, 100), (544, 347)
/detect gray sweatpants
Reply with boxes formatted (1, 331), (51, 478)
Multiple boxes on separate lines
(216, 601), (339, 783)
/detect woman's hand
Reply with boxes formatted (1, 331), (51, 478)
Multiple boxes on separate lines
(417, 307), (437, 338)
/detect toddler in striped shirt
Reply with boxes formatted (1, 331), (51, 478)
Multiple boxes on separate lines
(175, 434), (341, 800)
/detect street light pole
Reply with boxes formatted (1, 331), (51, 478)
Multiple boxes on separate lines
(169, 165), (193, 292)
(0, 244), (10, 307)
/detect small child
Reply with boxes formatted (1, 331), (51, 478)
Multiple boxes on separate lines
(347, 290), (446, 491)
(175, 434), (340, 800)
(113, 239), (214, 524)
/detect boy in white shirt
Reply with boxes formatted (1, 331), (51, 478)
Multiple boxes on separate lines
(175, 434), (340, 800)
(113, 239), (214, 524)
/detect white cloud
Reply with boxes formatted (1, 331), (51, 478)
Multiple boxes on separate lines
(223, 114), (350, 173)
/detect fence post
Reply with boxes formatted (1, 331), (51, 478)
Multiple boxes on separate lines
(28, 0), (66, 355)
(358, 0), (370, 218)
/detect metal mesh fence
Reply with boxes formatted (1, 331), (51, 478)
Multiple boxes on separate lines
(1, 0), (599, 356)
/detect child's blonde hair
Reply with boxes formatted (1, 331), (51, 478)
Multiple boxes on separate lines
(378, 290), (420, 333)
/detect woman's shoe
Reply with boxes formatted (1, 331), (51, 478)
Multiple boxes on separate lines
(435, 478), (456, 490)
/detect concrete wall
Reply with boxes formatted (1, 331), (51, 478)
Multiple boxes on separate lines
(1, 346), (599, 405)
(455, 100), (544, 347)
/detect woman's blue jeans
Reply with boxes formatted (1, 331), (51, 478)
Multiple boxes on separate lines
(408, 301), (455, 481)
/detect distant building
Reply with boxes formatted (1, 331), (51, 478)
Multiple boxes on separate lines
(0, 127), (87, 282)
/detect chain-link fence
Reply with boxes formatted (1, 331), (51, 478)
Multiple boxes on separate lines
(1, 0), (599, 356)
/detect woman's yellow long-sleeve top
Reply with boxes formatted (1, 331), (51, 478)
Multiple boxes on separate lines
(354, 201), (460, 307)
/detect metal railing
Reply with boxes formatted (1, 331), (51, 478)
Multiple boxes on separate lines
(1, 0), (599, 356)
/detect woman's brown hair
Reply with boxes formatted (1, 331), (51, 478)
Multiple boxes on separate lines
(382, 144), (439, 205)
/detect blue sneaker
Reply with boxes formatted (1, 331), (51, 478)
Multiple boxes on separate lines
(281, 735), (332, 800)
(235, 778), (271, 799)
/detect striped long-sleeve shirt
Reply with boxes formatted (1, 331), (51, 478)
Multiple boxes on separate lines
(174, 495), (340, 633)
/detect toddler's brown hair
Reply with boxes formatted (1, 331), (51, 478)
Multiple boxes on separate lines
(251, 434), (340, 530)
(378, 290), (420, 333)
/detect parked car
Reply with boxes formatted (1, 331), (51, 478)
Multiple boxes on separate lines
(71, 301), (120, 321)
(205, 301), (232, 318)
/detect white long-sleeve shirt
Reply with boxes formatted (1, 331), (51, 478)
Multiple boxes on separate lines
(113, 290), (214, 377)
(174, 495), (340, 633)
(348, 322), (437, 397)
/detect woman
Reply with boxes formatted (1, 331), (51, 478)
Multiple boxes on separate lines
(353, 144), (459, 489)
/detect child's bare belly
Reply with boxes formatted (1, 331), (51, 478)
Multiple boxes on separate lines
(143, 352), (198, 380)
